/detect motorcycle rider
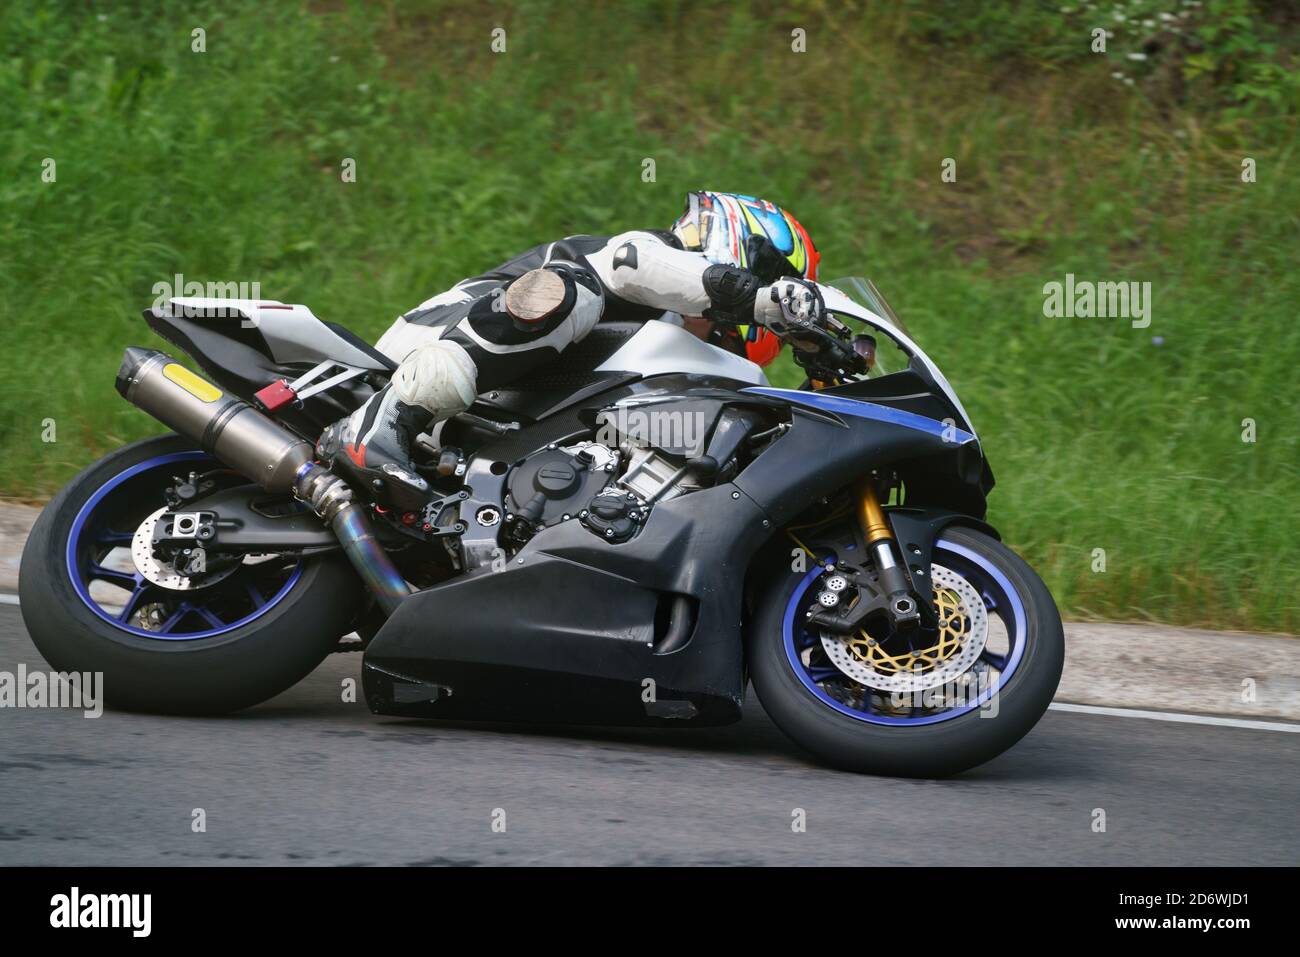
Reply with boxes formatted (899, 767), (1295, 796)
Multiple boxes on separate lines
(317, 191), (825, 494)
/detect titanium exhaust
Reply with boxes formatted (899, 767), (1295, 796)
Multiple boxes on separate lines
(295, 462), (413, 615)
(115, 347), (313, 493)
(115, 347), (412, 614)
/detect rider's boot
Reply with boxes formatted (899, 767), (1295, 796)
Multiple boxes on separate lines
(316, 384), (433, 507)
(317, 336), (479, 509)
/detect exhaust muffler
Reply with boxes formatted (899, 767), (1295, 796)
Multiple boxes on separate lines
(116, 347), (313, 493)
(115, 347), (411, 614)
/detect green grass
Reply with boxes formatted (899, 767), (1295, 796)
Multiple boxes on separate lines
(1, 0), (1297, 631)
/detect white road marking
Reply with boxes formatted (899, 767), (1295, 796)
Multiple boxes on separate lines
(1050, 702), (1300, 733)
(0, 593), (19, 606)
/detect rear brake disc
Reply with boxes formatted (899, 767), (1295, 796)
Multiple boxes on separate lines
(131, 507), (239, 591)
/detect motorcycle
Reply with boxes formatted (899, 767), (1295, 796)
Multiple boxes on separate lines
(19, 276), (1063, 777)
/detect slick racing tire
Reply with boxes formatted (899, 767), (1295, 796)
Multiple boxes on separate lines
(749, 525), (1064, 778)
(19, 434), (363, 714)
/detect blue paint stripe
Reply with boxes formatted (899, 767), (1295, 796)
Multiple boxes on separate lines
(741, 387), (976, 444)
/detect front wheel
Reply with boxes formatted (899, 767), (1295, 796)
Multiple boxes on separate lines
(749, 525), (1063, 777)
(19, 434), (364, 714)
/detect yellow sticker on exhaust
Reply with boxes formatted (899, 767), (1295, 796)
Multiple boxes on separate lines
(162, 363), (222, 402)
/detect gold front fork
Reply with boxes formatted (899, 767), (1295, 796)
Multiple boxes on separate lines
(854, 477), (893, 546)
(855, 477), (921, 621)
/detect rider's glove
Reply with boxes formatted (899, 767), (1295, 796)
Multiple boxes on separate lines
(753, 278), (826, 337)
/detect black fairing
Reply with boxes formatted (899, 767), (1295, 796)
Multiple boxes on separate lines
(362, 371), (996, 727)
(364, 482), (770, 726)
(827, 367), (996, 505)
(734, 403), (989, 523)
(364, 374), (783, 726)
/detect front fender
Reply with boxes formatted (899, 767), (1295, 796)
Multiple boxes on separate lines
(885, 506), (999, 601)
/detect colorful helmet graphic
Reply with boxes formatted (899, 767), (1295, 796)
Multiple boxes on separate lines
(671, 191), (820, 281)
(671, 191), (820, 367)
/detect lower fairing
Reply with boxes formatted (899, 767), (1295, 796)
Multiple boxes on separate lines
(361, 373), (994, 728)
(362, 481), (769, 727)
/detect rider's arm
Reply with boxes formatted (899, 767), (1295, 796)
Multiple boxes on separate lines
(586, 231), (764, 322)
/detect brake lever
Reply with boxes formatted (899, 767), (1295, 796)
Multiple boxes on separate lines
(790, 325), (867, 378)
(764, 281), (867, 377)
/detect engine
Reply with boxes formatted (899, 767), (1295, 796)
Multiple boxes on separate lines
(501, 441), (623, 543)
(501, 439), (676, 548)
(497, 400), (772, 551)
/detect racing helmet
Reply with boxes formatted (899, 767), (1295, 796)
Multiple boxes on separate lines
(671, 191), (820, 366)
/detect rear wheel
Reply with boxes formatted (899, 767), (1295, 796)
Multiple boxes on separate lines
(19, 434), (363, 714)
(749, 525), (1063, 777)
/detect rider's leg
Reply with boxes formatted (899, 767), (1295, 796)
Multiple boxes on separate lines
(318, 262), (602, 489)
(316, 338), (477, 476)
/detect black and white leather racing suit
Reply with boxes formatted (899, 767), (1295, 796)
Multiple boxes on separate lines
(317, 229), (816, 489)
(376, 230), (743, 379)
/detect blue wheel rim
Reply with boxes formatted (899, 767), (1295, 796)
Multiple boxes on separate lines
(66, 450), (303, 641)
(783, 536), (1027, 726)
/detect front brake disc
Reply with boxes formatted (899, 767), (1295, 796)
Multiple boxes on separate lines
(819, 563), (988, 693)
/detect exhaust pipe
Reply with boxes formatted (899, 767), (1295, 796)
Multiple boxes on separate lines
(295, 462), (413, 615)
(116, 347), (412, 614)
(116, 347), (313, 493)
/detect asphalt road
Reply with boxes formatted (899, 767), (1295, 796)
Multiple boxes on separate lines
(1, 604), (1296, 866)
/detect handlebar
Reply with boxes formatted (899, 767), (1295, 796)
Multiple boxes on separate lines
(754, 278), (869, 380)
(778, 312), (869, 380)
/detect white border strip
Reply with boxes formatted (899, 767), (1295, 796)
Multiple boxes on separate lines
(0, 593), (19, 606)
(1050, 701), (1300, 733)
